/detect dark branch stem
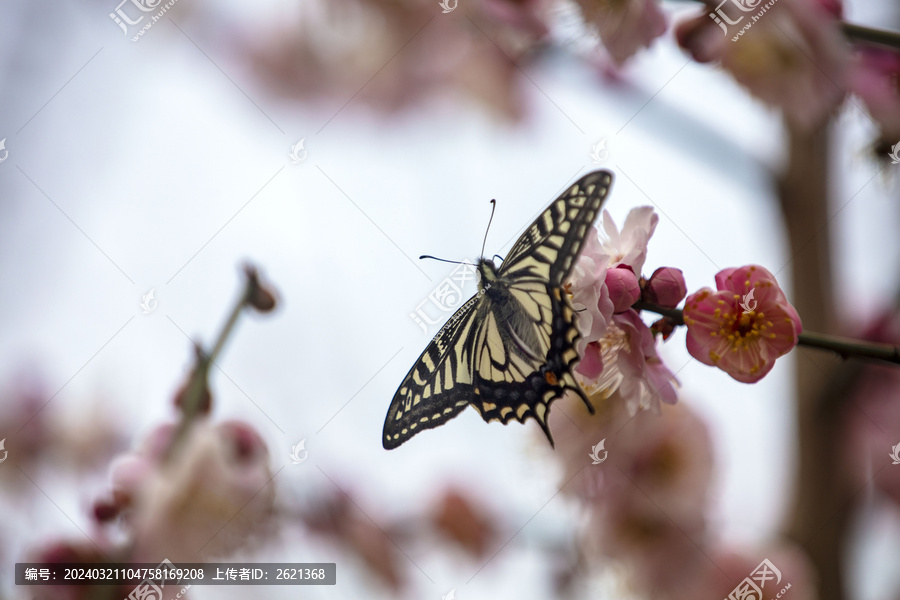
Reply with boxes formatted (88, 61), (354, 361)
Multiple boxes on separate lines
(162, 267), (261, 462)
(634, 301), (685, 326)
(841, 22), (900, 49)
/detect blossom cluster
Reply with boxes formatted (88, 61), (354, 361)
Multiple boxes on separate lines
(567, 208), (682, 413)
(567, 208), (803, 410)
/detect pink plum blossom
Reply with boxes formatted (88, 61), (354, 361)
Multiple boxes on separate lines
(577, 341), (606, 380)
(644, 266), (687, 308)
(568, 207), (657, 373)
(612, 310), (679, 410)
(683, 265), (802, 383)
(598, 207), (658, 272)
(567, 207), (677, 411)
(568, 231), (615, 368)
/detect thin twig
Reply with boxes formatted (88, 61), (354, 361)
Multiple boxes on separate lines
(841, 22), (900, 49)
(162, 266), (267, 462)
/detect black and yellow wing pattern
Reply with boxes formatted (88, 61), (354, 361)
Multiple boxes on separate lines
(383, 170), (613, 449)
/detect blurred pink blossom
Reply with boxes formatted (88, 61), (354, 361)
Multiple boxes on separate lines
(481, 0), (550, 39)
(844, 311), (900, 506)
(849, 47), (900, 141)
(675, 10), (725, 64)
(551, 400), (714, 595)
(109, 421), (274, 562)
(0, 375), (125, 491)
(667, 545), (817, 600)
(303, 490), (405, 591)
(27, 542), (121, 600)
(573, 0), (667, 64)
(0, 379), (52, 475)
(240, 0), (556, 120)
(676, 0), (849, 130)
(683, 265), (802, 383)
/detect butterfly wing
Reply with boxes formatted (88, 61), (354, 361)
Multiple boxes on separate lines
(502, 170), (613, 286)
(383, 297), (482, 449)
(468, 171), (612, 445)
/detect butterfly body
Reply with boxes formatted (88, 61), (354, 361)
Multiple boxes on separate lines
(384, 170), (614, 450)
(476, 258), (546, 363)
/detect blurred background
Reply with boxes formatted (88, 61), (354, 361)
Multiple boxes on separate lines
(0, 0), (898, 598)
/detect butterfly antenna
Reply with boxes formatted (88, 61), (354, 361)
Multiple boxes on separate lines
(419, 255), (466, 265)
(481, 199), (497, 259)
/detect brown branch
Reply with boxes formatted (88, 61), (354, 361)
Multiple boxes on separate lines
(163, 265), (276, 463)
(841, 22), (900, 49)
(779, 120), (846, 600)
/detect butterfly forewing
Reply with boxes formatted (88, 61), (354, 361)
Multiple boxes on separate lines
(502, 170), (612, 286)
(383, 170), (614, 449)
(383, 299), (480, 449)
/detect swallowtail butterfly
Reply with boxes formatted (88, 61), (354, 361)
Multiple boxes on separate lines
(383, 170), (613, 449)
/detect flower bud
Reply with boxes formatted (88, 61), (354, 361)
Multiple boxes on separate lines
(244, 264), (277, 312)
(644, 267), (687, 308)
(605, 265), (640, 313)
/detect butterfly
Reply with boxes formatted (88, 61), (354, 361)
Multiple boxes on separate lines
(383, 170), (614, 449)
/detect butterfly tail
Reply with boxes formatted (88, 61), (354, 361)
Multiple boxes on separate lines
(562, 372), (594, 415)
(534, 409), (555, 448)
(534, 378), (591, 448)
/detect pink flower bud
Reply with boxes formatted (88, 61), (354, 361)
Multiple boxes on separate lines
(644, 267), (687, 308)
(605, 265), (640, 313)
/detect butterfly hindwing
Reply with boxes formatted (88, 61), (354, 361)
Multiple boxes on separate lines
(471, 285), (585, 446)
(383, 170), (613, 449)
